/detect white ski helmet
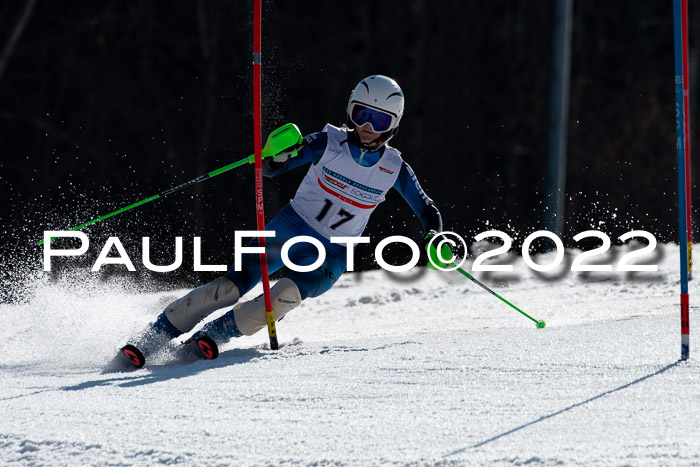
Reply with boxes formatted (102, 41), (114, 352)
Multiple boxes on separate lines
(347, 75), (404, 140)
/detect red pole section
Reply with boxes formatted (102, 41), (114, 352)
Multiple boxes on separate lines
(682, 0), (693, 278)
(674, 0), (689, 360)
(253, 0), (279, 350)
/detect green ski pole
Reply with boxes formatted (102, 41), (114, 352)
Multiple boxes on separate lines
(426, 236), (546, 328)
(38, 123), (302, 245)
(453, 265), (546, 328)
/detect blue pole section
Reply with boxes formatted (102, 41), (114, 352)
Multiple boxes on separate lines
(673, 0), (690, 361)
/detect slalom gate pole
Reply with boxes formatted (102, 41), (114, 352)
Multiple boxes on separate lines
(673, 0), (690, 361)
(37, 123), (302, 246)
(682, 0), (693, 280)
(453, 264), (546, 329)
(253, 0), (279, 350)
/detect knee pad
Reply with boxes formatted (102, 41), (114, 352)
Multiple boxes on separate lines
(165, 277), (240, 333)
(234, 277), (302, 336)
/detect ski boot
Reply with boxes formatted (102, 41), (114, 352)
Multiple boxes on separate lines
(109, 312), (183, 370)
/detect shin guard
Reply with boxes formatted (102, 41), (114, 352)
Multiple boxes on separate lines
(234, 278), (301, 336)
(165, 277), (240, 333)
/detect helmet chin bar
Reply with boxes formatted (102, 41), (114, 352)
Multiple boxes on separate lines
(348, 124), (397, 151)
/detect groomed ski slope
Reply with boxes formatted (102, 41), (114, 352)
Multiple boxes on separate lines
(1, 243), (699, 465)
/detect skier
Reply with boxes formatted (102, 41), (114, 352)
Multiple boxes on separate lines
(117, 75), (445, 368)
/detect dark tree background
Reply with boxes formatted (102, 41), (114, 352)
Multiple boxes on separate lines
(0, 1), (697, 297)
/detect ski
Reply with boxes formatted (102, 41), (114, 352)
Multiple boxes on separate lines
(120, 344), (146, 369)
(181, 333), (220, 361)
(107, 334), (219, 372)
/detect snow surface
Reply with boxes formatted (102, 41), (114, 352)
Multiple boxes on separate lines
(1, 243), (699, 465)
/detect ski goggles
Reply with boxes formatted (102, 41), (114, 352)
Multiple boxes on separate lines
(349, 103), (396, 133)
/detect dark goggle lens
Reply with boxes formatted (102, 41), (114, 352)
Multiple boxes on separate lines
(351, 104), (393, 132)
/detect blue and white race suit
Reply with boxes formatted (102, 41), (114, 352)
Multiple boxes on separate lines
(224, 124), (442, 300)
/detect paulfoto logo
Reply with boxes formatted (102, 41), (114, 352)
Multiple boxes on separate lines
(41, 231), (420, 273)
(42, 229), (660, 275)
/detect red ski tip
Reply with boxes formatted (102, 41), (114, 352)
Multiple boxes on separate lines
(121, 345), (145, 368)
(196, 336), (219, 360)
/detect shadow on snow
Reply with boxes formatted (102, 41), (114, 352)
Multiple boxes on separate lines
(443, 360), (684, 458)
(61, 346), (268, 391)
